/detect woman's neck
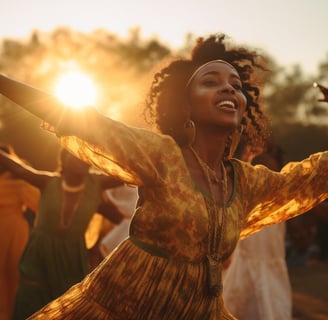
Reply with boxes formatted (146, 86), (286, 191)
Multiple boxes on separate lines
(190, 134), (228, 167)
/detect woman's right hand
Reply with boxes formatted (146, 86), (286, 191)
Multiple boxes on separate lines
(0, 73), (73, 126)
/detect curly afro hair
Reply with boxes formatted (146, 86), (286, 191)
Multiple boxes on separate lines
(144, 33), (270, 149)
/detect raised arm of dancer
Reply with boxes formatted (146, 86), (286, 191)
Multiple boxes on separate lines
(0, 149), (52, 189)
(97, 198), (125, 225)
(0, 74), (80, 130)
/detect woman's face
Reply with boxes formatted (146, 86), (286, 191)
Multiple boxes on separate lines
(188, 61), (247, 132)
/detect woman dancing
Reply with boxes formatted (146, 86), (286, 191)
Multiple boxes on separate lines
(0, 33), (327, 319)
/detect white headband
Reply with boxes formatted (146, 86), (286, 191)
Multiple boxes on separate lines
(185, 59), (237, 89)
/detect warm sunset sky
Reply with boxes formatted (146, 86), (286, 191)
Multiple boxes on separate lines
(1, 0), (328, 75)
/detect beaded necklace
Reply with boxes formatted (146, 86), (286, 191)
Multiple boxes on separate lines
(59, 179), (86, 231)
(189, 146), (228, 297)
(189, 149), (221, 184)
(61, 180), (85, 193)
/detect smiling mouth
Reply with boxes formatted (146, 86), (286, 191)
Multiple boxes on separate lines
(216, 100), (237, 110)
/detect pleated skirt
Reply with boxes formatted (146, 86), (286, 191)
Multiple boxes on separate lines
(28, 239), (236, 319)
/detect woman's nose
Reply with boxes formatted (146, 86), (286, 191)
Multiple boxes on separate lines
(219, 82), (235, 94)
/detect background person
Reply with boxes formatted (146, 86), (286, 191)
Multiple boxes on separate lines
(223, 141), (292, 320)
(0, 145), (40, 320)
(99, 184), (138, 257)
(0, 147), (122, 319)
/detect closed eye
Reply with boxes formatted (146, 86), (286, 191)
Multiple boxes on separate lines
(232, 83), (243, 90)
(203, 80), (218, 87)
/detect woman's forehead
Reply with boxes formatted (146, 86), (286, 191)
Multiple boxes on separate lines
(185, 59), (241, 88)
(195, 61), (240, 78)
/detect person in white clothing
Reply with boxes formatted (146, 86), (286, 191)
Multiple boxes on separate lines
(223, 141), (292, 320)
(100, 185), (138, 257)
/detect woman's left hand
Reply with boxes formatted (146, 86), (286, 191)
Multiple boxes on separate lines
(314, 82), (328, 102)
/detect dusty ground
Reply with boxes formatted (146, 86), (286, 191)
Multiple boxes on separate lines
(289, 262), (328, 320)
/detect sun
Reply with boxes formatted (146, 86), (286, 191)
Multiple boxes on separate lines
(54, 71), (98, 109)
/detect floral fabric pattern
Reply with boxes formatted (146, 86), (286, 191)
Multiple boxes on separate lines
(29, 110), (328, 319)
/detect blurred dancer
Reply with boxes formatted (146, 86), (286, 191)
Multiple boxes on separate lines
(0, 145), (40, 320)
(0, 148), (121, 319)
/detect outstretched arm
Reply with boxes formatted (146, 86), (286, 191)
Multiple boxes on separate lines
(97, 199), (124, 225)
(0, 75), (165, 187)
(96, 174), (124, 190)
(0, 149), (52, 189)
(0, 73), (77, 129)
(314, 82), (328, 102)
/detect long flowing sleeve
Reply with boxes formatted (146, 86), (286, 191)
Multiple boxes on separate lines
(236, 151), (328, 238)
(51, 109), (182, 187)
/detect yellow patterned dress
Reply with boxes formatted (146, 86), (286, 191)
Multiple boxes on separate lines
(30, 113), (328, 320)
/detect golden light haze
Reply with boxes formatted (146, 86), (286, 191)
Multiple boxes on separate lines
(54, 71), (98, 109)
(2, 0), (328, 75)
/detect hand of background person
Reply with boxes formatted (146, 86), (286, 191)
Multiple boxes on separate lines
(314, 82), (328, 102)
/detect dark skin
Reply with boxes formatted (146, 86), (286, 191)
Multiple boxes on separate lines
(0, 74), (97, 144)
(314, 82), (328, 102)
(0, 69), (326, 211)
(0, 148), (124, 225)
(0, 74), (70, 127)
(0, 145), (13, 174)
(97, 198), (125, 225)
(181, 62), (247, 203)
(0, 62), (244, 207)
(0, 73), (129, 227)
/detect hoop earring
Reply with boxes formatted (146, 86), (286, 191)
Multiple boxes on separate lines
(228, 126), (243, 159)
(183, 119), (196, 146)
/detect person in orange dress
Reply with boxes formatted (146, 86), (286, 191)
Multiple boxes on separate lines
(0, 34), (327, 319)
(0, 145), (40, 320)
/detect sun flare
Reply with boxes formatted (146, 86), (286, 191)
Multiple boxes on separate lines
(54, 71), (98, 109)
